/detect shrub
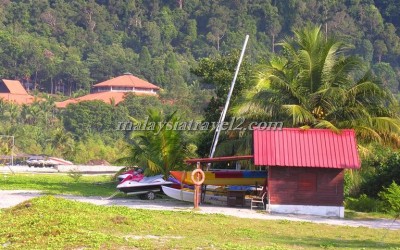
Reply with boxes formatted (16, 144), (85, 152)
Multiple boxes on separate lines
(345, 194), (385, 212)
(379, 181), (400, 216)
(344, 170), (362, 197)
(68, 169), (83, 182)
(344, 144), (393, 198)
(360, 151), (400, 197)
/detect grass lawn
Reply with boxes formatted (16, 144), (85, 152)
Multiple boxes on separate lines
(0, 196), (399, 250)
(345, 210), (397, 220)
(0, 174), (118, 197)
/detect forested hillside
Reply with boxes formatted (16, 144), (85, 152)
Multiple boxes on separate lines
(0, 0), (399, 99)
(2, 0), (400, 165)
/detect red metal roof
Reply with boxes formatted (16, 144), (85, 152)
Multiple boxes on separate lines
(93, 74), (160, 90)
(253, 128), (360, 169)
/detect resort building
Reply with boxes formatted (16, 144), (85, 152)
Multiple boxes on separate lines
(0, 79), (36, 105)
(56, 73), (160, 108)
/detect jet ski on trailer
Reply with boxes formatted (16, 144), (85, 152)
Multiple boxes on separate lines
(117, 174), (173, 200)
(117, 168), (144, 182)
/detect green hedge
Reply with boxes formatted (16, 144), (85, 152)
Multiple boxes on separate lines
(344, 194), (385, 213)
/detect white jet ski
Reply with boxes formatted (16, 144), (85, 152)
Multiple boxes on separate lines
(117, 174), (172, 200)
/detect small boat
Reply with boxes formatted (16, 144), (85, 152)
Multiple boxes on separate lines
(170, 170), (267, 186)
(167, 176), (193, 189)
(162, 186), (227, 205)
(117, 174), (172, 200)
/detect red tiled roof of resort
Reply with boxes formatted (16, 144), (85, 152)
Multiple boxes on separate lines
(2, 79), (29, 95)
(55, 91), (157, 108)
(55, 99), (77, 108)
(93, 74), (160, 90)
(0, 93), (36, 105)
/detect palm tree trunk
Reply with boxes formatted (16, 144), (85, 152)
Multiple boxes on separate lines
(325, 23), (328, 42)
(272, 34), (275, 53)
(51, 77), (53, 94)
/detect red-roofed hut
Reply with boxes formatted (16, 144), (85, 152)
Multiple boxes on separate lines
(254, 128), (360, 217)
(185, 128), (360, 217)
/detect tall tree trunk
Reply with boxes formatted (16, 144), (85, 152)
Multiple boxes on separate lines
(325, 23), (328, 42)
(50, 77), (53, 94)
(272, 34), (275, 53)
(34, 70), (38, 90)
(177, 0), (183, 9)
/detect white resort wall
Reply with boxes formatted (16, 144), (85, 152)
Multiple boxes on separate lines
(268, 204), (345, 218)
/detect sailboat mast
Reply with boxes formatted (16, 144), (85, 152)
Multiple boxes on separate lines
(209, 35), (249, 159)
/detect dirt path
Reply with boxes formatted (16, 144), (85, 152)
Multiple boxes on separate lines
(0, 190), (42, 208)
(1, 190), (399, 230)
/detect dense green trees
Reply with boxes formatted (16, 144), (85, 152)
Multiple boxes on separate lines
(235, 25), (400, 147)
(191, 51), (252, 157)
(0, 0), (399, 100)
(192, 51), (252, 122)
(62, 100), (127, 139)
(2, 0), (400, 173)
(0, 98), (63, 157)
(360, 150), (400, 198)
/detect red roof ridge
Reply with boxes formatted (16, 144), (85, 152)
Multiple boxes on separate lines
(92, 74), (160, 89)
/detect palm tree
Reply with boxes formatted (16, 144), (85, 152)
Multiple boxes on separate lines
(21, 102), (42, 125)
(4, 103), (20, 124)
(0, 99), (6, 119)
(235, 25), (400, 147)
(47, 127), (75, 157)
(117, 109), (193, 178)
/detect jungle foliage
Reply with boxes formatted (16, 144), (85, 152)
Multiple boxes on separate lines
(2, 0), (400, 169)
(0, 0), (399, 97)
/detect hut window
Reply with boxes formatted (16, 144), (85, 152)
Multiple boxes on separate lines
(298, 173), (317, 192)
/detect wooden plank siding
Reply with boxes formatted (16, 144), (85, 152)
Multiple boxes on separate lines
(268, 167), (344, 206)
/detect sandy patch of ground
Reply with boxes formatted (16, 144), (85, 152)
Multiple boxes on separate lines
(0, 190), (42, 208)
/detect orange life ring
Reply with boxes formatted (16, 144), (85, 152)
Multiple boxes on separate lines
(191, 169), (205, 185)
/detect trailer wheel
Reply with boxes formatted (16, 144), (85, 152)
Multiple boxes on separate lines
(144, 191), (155, 200)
